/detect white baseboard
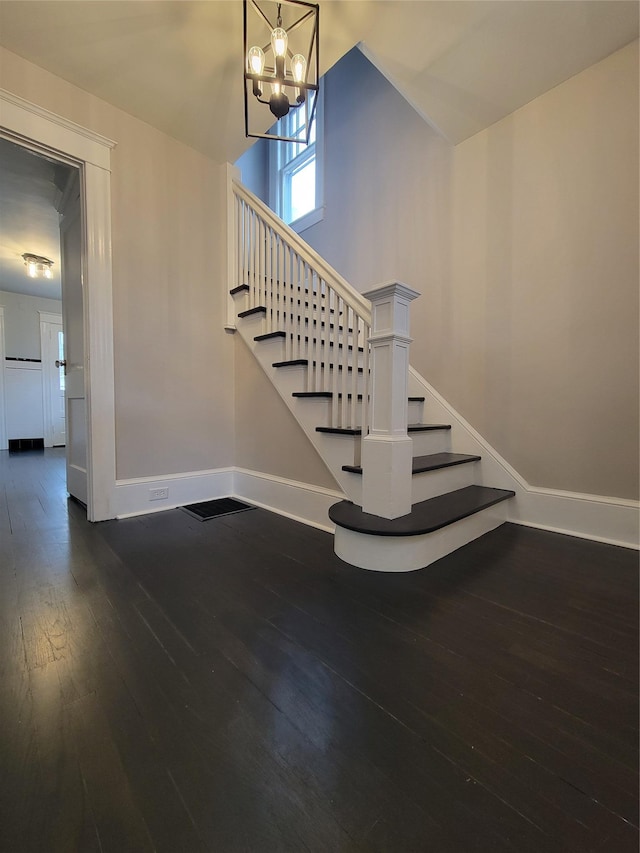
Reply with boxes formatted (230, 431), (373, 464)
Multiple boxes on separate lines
(233, 468), (342, 532)
(115, 468), (234, 518)
(510, 489), (639, 549)
(409, 367), (640, 550)
(114, 466), (342, 531)
(113, 454), (638, 552)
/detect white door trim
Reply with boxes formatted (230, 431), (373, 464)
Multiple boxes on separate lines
(0, 306), (6, 451)
(0, 88), (117, 520)
(39, 311), (64, 447)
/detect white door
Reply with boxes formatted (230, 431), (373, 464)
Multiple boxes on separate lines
(40, 316), (66, 446)
(0, 306), (6, 450)
(59, 174), (88, 505)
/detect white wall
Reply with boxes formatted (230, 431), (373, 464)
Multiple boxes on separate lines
(447, 41), (638, 500)
(0, 47), (235, 481)
(234, 335), (338, 489)
(0, 289), (61, 358)
(236, 140), (269, 205)
(268, 43), (638, 501)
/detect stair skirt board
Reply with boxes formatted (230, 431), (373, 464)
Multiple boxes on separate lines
(333, 505), (510, 572)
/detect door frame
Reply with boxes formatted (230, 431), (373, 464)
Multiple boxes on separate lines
(39, 311), (64, 447)
(0, 88), (116, 521)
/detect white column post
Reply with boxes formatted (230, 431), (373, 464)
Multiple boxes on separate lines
(361, 282), (420, 519)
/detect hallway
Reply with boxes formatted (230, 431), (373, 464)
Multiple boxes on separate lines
(0, 449), (638, 852)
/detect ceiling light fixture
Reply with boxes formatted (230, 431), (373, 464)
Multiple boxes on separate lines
(244, 0), (319, 143)
(22, 253), (54, 279)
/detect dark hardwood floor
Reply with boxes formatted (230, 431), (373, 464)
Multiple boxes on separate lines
(0, 448), (638, 852)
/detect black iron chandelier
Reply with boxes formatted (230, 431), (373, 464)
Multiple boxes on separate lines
(244, 0), (319, 143)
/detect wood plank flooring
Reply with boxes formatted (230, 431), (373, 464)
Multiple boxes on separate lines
(0, 448), (638, 852)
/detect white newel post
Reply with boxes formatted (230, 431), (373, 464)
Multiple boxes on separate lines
(361, 282), (420, 519)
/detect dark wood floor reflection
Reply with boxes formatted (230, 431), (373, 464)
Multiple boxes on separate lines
(1, 448), (638, 852)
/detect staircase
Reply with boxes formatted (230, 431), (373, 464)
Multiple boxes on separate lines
(228, 176), (514, 571)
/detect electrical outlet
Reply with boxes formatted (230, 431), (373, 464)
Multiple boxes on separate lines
(149, 487), (169, 501)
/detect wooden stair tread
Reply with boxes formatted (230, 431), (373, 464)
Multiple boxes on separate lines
(273, 359), (308, 368)
(342, 451), (477, 475)
(252, 329), (363, 352)
(292, 396), (432, 407)
(408, 423), (451, 432)
(274, 359), (363, 373)
(237, 279), (328, 298)
(318, 423), (451, 437)
(317, 426), (361, 436)
(328, 486), (515, 537)
(254, 331), (286, 341)
(239, 305), (354, 333)
(412, 452), (480, 473)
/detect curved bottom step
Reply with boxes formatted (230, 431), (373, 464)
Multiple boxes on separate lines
(330, 485), (515, 572)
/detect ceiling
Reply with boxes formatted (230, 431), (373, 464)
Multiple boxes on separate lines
(0, 137), (73, 301)
(0, 1), (637, 301)
(0, 1), (637, 165)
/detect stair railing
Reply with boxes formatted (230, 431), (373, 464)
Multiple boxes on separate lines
(231, 175), (372, 434)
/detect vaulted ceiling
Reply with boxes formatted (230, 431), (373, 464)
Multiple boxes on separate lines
(0, 1), (637, 299)
(0, 1), (638, 165)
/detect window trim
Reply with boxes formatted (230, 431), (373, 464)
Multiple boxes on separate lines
(269, 88), (324, 234)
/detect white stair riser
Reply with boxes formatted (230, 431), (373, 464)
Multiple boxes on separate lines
(255, 338), (287, 362)
(408, 401), (425, 420)
(236, 311), (269, 340)
(255, 327), (361, 349)
(333, 506), (509, 572)
(231, 291), (250, 313)
(332, 398), (423, 425)
(297, 346), (365, 370)
(282, 374), (368, 403)
(290, 397), (332, 427)
(410, 429), (452, 455)
(411, 462), (478, 503)
(263, 312), (363, 346)
(246, 285), (332, 305)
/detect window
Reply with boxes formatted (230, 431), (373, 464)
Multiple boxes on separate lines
(58, 330), (65, 391)
(270, 91), (323, 232)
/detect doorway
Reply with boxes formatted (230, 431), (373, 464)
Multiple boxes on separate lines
(0, 89), (116, 521)
(40, 314), (66, 447)
(0, 138), (86, 501)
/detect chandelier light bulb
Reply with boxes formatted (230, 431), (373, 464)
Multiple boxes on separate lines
(44, 266), (53, 279)
(271, 27), (288, 58)
(248, 45), (265, 75)
(291, 53), (306, 83)
(27, 260), (37, 277)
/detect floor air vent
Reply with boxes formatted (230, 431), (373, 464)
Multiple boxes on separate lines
(8, 438), (45, 452)
(181, 497), (255, 521)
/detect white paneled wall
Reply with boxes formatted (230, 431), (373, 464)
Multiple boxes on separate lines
(4, 360), (44, 439)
